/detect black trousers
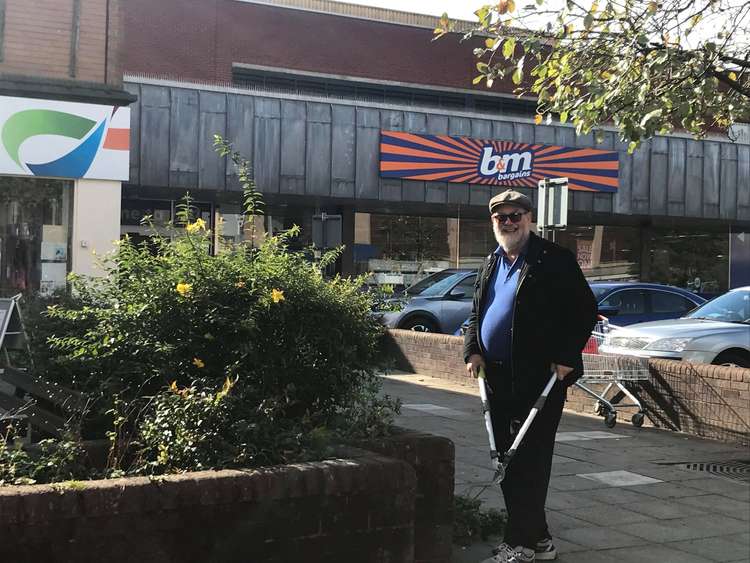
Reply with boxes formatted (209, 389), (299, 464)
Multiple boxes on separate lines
(486, 363), (565, 549)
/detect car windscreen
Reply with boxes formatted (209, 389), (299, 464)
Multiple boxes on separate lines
(406, 272), (466, 297)
(686, 290), (750, 323)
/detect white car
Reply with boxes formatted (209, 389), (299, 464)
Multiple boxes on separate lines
(600, 287), (750, 368)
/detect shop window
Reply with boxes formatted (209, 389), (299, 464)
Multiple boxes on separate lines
(555, 225), (641, 281)
(0, 177), (73, 296)
(647, 229), (728, 294)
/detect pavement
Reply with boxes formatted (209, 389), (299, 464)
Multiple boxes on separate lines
(380, 372), (750, 563)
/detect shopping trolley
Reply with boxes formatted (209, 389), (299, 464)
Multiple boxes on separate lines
(574, 317), (650, 428)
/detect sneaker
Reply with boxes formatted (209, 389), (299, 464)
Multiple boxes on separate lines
(534, 537), (557, 561)
(482, 543), (535, 563)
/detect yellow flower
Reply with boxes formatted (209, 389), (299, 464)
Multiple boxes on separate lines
(169, 380), (179, 393)
(176, 282), (192, 296)
(185, 218), (207, 234)
(271, 288), (285, 303)
(192, 357), (205, 369)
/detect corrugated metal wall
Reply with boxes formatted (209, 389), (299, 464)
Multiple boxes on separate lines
(124, 80), (750, 222)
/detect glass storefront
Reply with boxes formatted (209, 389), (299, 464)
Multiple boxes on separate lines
(0, 177), (73, 296)
(354, 212), (497, 290)
(555, 225), (641, 281)
(646, 229), (729, 294)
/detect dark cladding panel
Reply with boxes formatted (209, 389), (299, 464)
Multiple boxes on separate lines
(425, 114), (448, 204)
(649, 137), (668, 216)
(331, 105), (355, 198)
(355, 108), (380, 199)
(124, 82), (141, 185)
(667, 138), (686, 216)
(534, 125), (555, 144)
(380, 178), (402, 201)
(306, 111), (332, 197)
(686, 140), (703, 217)
(169, 88), (199, 188)
(593, 132), (614, 214)
(470, 119), (492, 207)
(631, 140), (651, 215)
(515, 123), (534, 144)
(405, 112), (426, 133)
(280, 100), (306, 194)
(402, 112), (426, 202)
(225, 94), (254, 191)
(614, 153), (632, 215)
(448, 117), (471, 205)
(703, 142), (720, 218)
(493, 120), (514, 142)
(719, 143), (738, 220)
(254, 100), (281, 193)
(738, 145), (750, 221)
(139, 85), (170, 187)
(198, 92), (227, 190)
(381, 110), (403, 131)
(571, 132), (594, 212)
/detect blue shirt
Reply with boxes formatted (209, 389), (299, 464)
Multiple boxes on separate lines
(479, 246), (526, 362)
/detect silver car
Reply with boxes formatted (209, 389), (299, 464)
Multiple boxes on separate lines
(600, 286), (750, 367)
(378, 269), (476, 334)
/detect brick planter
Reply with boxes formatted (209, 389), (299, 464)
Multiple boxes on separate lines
(0, 428), (456, 563)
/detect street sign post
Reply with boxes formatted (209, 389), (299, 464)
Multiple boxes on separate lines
(537, 178), (569, 240)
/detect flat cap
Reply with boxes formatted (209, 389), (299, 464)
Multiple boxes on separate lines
(488, 190), (533, 214)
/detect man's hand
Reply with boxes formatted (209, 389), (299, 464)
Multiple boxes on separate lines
(466, 354), (485, 378)
(551, 363), (574, 381)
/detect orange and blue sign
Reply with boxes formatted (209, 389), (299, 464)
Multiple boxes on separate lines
(0, 96), (130, 181)
(380, 130), (619, 192)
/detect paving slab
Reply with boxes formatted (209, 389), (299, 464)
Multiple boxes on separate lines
(600, 544), (714, 563)
(668, 536), (750, 562)
(379, 373), (750, 563)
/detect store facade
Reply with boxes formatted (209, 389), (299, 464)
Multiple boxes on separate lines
(0, 95), (130, 295)
(121, 77), (749, 293)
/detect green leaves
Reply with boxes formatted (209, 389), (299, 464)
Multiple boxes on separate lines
(503, 37), (516, 59)
(460, 0), (749, 145)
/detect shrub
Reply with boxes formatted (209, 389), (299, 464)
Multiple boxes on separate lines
(1, 137), (398, 483)
(453, 494), (507, 546)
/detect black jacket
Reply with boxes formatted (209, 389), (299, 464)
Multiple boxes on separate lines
(464, 232), (597, 405)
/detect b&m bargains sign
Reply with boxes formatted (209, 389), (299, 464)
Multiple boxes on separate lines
(379, 130), (619, 192)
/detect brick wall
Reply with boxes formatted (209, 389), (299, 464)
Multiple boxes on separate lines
(385, 330), (750, 446)
(0, 430), (455, 563)
(123, 0), (516, 94)
(0, 0), (121, 85)
(365, 429), (454, 563)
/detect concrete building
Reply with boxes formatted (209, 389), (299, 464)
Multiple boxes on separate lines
(0, 0), (134, 294)
(120, 0), (749, 298)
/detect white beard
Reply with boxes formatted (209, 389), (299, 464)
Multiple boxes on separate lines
(493, 222), (528, 254)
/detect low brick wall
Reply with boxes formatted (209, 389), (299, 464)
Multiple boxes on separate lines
(385, 329), (750, 446)
(0, 428), (456, 563)
(364, 429), (454, 563)
(1, 455), (415, 563)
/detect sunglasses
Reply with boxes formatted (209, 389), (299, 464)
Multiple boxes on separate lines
(491, 211), (528, 224)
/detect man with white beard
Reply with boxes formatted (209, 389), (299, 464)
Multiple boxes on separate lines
(464, 190), (597, 563)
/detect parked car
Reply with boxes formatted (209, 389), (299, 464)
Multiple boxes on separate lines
(377, 268), (476, 334)
(600, 287), (750, 367)
(453, 280), (707, 336)
(590, 282), (706, 326)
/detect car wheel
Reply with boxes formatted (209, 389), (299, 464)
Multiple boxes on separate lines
(712, 352), (750, 369)
(401, 317), (438, 333)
